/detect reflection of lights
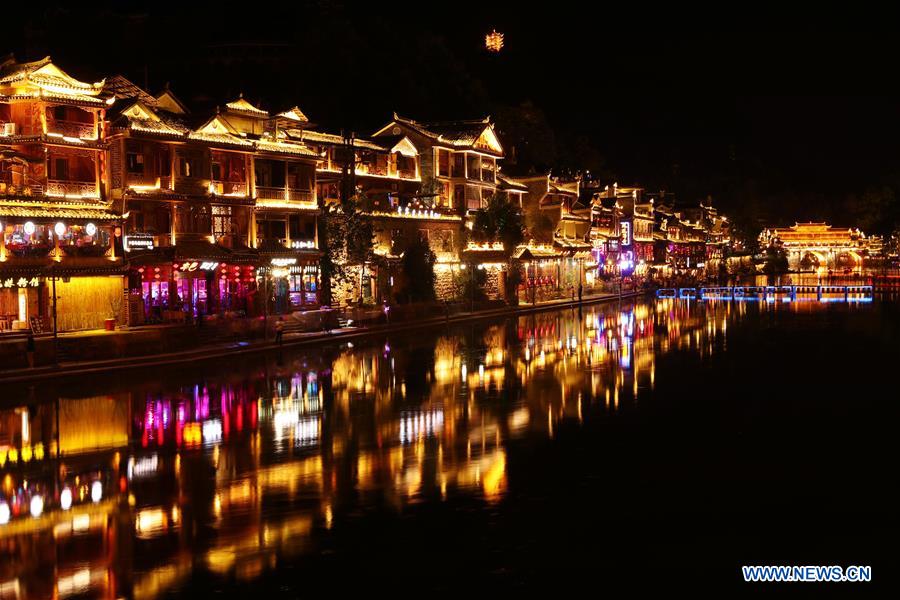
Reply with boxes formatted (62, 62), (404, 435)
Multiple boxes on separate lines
(399, 409), (444, 444)
(72, 513), (91, 532)
(136, 507), (170, 538)
(0, 501), (9, 524)
(91, 481), (103, 503)
(127, 454), (159, 480)
(296, 416), (321, 446)
(56, 567), (94, 598)
(182, 423), (201, 446)
(202, 419), (223, 444)
(30, 495), (44, 518)
(61, 487), (73, 510)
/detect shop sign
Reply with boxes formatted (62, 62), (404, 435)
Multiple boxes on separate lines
(125, 233), (155, 251)
(290, 240), (315, 249)
(271, 257), (297, 267)
(620, 221), (632, 247)
(3, 277), (41, 288)
(176, 261), (220, 272)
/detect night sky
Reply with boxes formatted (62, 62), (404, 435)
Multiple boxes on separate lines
(6, 2), (900, 232)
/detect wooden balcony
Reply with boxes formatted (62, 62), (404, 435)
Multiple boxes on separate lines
(46, 180), (99, 199)
(47, 119), (97, 140)
(255, 187), (315, 205)
(211, 180), (249, 197)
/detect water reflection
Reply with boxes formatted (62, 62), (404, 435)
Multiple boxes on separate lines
(0, 297), (873, 598)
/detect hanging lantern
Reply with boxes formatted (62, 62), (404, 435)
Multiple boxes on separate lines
(54, 222), (66, 237)
(485, 29), (504, 52)
(85, 222), (97, 236)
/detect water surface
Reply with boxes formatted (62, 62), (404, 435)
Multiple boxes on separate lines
(0, 297), (894, 595)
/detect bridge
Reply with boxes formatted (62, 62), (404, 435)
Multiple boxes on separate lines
(656, 285), (874, 302)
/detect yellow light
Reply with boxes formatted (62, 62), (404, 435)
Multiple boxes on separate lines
(485, 30), (504, 52)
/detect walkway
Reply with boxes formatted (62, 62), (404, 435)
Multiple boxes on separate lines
(1, 291), (644, 384)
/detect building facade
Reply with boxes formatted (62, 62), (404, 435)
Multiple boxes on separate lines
(1, 56), (124, 333)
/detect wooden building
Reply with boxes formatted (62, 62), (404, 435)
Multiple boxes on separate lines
(107, 83), (322, 322)
(0, 56), (124, 333)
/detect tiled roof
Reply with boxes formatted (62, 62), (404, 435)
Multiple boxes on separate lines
(225, 95), (268, 117)
(103, 75), (157, 106)
(289, 129), (386, 151)
(275, 106), (309, 123)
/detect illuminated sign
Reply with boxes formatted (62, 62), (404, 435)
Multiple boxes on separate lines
(125, 233), (155, 251)
(290, 240), (315, 249)
(271, 257), (297, 267)
(176, 261), (220, 272)
(620, 221), (632, 247)
(3, 276), (41, 288)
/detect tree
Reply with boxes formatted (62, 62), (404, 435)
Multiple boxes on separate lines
(471, 193), (525, 251)
(524, 201), (555, 244)
(762, 245), (789, 276)
(398, 234), (437, 303)
(319, 190), (374, 305)
(471, 193), (526, 302)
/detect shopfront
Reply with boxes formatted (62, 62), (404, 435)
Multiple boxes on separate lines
(0, 274), (46, 332)
(264, 255), (320, 313)
(128, 245), (259, 323)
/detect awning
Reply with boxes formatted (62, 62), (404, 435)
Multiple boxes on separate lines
(0, 205), (120, 221)
(126, 242), (259, 265)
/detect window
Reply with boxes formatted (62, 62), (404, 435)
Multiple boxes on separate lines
(453, 184), (464, 208)
(466, 154), (480, 181)
(254, 159), (286, 188)
(451, 153), (465, 177)
(397, 154), (416, 177)
(53, 106), (68, 121)
(436, 149), (450, 177)
(289, 214), (301, 240)
(179, 158), (197, 178)
(211, 162), (222, 181)
(466, 186), (481, 211)
(127, 153), (145, 174)
(212, 205), (233, 240)
(481, 158), (495, 182)
(259, 219), (286, 241)
(51, 157), (69, 180)
(287, 162), (313, 190)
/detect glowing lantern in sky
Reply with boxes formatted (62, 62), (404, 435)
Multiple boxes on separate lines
(485, 30), (504, 53)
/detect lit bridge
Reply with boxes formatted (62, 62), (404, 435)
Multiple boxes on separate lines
(656, 285), (874, 302)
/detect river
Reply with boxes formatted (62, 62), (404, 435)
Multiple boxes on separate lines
(0, 296), (894, 595)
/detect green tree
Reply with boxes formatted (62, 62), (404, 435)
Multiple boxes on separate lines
(319, 191), (374, 304)
(471, 193), (525, 251)
(398, 235), (437, 303)
(471, 193), (526, 302)
(762, 246), (789, 276)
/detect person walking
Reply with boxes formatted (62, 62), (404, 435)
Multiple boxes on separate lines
(26, 330), (36, 368)
(274, 317), (284, 346)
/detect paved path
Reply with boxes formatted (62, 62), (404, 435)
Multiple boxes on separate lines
(0, 291), (644, 384)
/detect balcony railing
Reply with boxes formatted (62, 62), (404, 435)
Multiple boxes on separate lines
(211, 180), (249, 197)
(357, 163), (388, 177)
(46, 180), (99, 199)
(397, 168), (417, 179)
(47, 120), (97, 140)
(127, 175), (173, 192)
(256, 187), (315, 204)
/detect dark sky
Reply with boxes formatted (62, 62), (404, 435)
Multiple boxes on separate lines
(6, 2), (900, 225)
